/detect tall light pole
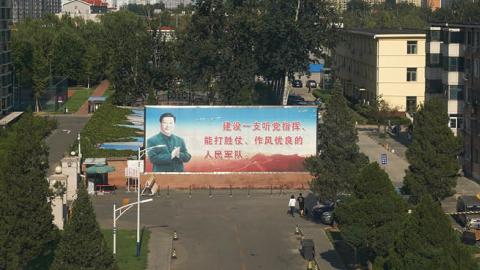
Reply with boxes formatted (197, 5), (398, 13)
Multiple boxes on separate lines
(135, 144), (165, 256)
(113, 198), (153, 255)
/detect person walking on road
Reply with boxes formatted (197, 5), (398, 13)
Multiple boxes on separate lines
(288, 195), (296, 217)
(297, 193), (305, 217)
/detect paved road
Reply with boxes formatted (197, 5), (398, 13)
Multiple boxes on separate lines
(92, 190), (344, 270)
(357, 127), (480, 213)
(357, 129), (406, 188)
(44, 115), (90, 173)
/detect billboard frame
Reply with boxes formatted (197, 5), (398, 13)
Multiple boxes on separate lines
(143, 105), (318, 174)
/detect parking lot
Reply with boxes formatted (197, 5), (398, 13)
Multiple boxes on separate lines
(92, 189), (340, 270)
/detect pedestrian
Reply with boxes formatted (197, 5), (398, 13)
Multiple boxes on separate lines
(288, 195), (296, 217)
(297, 193), (305, 217)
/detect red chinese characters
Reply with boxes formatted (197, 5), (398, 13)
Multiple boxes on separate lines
(253, 135), (303, 145)
(203, 150), (244, 160)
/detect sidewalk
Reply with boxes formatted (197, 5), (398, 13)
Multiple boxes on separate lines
(75, 80), (110, 115)
(357, 130), (407, 187)
(146, 226), (172, 270)
(296, 221), (346, 270)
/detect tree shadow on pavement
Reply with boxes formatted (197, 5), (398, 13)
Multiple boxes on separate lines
(319, 249), (348, 270)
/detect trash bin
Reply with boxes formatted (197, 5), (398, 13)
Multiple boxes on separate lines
(301, 239), (315, 260)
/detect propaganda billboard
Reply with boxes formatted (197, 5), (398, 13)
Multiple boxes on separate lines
(144, 106), (317, 173)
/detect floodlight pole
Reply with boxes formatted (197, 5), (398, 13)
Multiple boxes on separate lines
(135, 145), (165, 257)
(113, 198), (153, 255)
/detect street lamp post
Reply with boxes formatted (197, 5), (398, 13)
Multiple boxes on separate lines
(113, 198), (153, 255)
(135, 145), (165, 257)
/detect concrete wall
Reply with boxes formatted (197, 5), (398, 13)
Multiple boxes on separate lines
(105, 158), (312, 189)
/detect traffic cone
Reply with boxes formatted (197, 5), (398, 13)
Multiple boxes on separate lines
(173, 231), (179, 241)
(171, 248), (177, 259)
(295, 225), (300, 235)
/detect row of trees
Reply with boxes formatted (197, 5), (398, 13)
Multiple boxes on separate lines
(13, 0), (340, 107)
(0, 113), (116, 269)
(306, 82), (470, 267)
(13, 15), (107, 111)
(343, 0), (480, 29)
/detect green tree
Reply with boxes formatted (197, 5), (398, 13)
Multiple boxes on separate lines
(377, 196), (477, 270)
(403, 98), (461, 201)
(101, 11), (151, 105)
(32, 46), (50, 112)
(50, 184), (117, 270)
(0, 113), (58, 269)
(52, 27), (86, 84)
(217, 0), (258, 104)
(304, 80), (368, 203)
(335, 163), (407, 260)
(176, 0), (227, 103)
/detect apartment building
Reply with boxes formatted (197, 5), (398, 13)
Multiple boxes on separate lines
(428, 24), (480, 180)
(425, 25), (465, 136)
(333, 29), (426, 113)
(0, 0), (12, 116)
(333, 0), (385, 11)
(12, 0), (61, 23)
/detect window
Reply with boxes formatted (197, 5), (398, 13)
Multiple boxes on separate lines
(449, 85), (464, 100)
(429, 30), (441, 41)
(429, 53), (440, 66)
(443, 57), (464, 71)
(407, 41), (418, 54)
(450, 118), (457, 128)
(407, 68), (417, 81)
(427, 80), (443, 94)
(406, 96), (417, 113)
(449, 114), (463, 129)
(449, 31), (463, 44)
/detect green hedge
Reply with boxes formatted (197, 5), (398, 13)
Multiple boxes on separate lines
(77, 101), (138, 158)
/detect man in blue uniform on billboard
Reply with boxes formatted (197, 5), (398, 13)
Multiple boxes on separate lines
(147, 112), (191, 172)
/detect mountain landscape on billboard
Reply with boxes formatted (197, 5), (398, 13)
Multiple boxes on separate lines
(145, 154), (306, 172)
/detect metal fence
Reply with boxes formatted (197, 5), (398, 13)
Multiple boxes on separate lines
(13, 76), (68, 112)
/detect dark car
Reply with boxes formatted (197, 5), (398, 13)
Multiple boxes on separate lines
(287, 95), (305, 105)
(292, 80), (303, 88)
(306, 80), (317, 88)
(310, 201), (335, 223)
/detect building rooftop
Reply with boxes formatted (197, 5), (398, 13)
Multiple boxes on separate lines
(88, 96), (107, 102)
(430, 22), (480, 29)
(0, 112), (23, 127)
(346, 28), (426, 38)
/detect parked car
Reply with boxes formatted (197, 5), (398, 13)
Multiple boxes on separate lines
(292, 80), (303, 88)
(287, 95), (305, 105)
(306, 80), (317, 88)
(457, 195), (480, 228)
(310, 201), (335, 223)
(320, 211), (334, 225)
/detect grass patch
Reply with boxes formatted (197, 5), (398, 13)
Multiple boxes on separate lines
(102, 229), (150, 270)
(75, 101), (138, 158)
(58, 88), (93, 113)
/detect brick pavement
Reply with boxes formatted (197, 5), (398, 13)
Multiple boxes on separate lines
(75, 80), (110, 115)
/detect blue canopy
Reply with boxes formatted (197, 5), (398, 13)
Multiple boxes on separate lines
(309, 64), (324, 73)
(99, 141), (143, 151)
